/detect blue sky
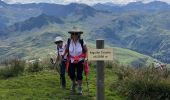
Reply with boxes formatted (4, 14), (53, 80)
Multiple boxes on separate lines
(2, 0), (170, 5)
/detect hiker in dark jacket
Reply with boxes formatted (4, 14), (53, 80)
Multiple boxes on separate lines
(63, 27), (88, 95)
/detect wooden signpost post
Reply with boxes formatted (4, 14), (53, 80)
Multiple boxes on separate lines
(88, 39), (113, 100)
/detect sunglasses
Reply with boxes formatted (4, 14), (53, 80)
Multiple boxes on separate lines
(71, 33), (79, 35)
(54, 41), (62, 44)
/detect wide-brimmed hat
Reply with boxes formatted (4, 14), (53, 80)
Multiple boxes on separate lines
(68, 27), (83, 34)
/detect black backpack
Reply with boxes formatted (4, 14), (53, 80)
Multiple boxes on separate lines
(66, 38), (86, 54)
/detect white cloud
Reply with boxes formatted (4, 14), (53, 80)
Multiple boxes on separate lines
(2, 0), (170, 5)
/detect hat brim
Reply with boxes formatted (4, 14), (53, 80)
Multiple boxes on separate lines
(54, 40), (63, 44)
(68, 31), (83, 34)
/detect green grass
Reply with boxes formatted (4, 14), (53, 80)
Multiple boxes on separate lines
(0, 67), (124, 100)
(111, 65), (170, 100)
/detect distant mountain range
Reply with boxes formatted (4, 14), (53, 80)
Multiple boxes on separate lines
(1, 0), (170, 65)
(93, 1), (170, 13)
(0, 0), (97, 29)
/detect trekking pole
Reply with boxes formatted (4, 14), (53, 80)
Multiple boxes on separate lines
(48, 52), (62, 87)
(84, 60), (90, 95)
(48, 52), (60, 74)
(50, 57), (60, 74)
(85, 74), (90, 95)
(50, 57), (62, 86)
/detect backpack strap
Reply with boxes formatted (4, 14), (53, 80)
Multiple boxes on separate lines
(67, 38), (86, 54)
(66, 38), (71, 73)
(66, 38), (71, 56)
(79, 39), (86, 53)
(57, 46), (60, 56)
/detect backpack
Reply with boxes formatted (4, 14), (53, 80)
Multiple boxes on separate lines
(66, 38), (86, 54)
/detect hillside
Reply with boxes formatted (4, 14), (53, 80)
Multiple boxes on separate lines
(1, 1), (170, 64)
(0, 19), (157, 66)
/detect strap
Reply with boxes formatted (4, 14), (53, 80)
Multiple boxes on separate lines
(57, 46), (59, 56)
(79, 39), (86, 53)
(67, 38), (71, 51)
(67, 38), (86, 57)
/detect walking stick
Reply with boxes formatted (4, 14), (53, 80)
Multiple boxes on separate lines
(50, 57), (63, 87)
(84, 61), (90, 95)
(50, 58), (60, 74)
(85, 74), (89, 95)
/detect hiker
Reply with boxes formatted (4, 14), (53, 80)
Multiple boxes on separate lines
(53, 36), (67, 89)
(63, 27), (88, 95)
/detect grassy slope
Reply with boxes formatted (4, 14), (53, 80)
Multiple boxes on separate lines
(22, 41), (156, 66)
(88, 42), (156, 65)
(0, 67), (124, 100)
(113, 47), (155, 65)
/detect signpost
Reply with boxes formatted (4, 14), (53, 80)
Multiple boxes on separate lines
(88, 49), (113, 61)
(88, 39), (113, 100)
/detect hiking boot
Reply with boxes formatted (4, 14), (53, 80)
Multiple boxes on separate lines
(60, 75), (66, 89)
(77, 85), (83, 95)
(71, 81), (77, 93)
(61, 85), (66, 89)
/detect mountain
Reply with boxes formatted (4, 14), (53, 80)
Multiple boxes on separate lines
(0, 0), (6, 6)
(10, 3), (97, 17)
(93, 3), (120, 13)
(7, 14), (64, 32)
(0, 1), (42, 28)
(93, 1), (170, 13)
(1, 2), (170, 65)
(0, 1), (97, 28)
(39, 3), (97, 17)
(89, 11), (170, 63)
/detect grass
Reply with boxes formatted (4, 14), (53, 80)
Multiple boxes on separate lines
(111, 65), (170, 100)
(0, 64), (124, 100)
(0, 59), (25, 79)
(1, 58), (170, 100)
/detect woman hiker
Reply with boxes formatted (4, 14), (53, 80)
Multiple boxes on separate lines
(63, 27), (88, 95)
(53, 36), (67, 89)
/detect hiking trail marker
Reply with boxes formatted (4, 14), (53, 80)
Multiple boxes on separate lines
(88, 49), (113, 61)
(88, 39), (113, 100)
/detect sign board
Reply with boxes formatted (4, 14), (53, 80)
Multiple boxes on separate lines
(88, 49), (113, 61)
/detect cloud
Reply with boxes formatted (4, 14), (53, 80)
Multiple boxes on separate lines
(2, 0), (170, 5)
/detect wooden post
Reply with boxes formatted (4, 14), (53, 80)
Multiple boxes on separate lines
(96, 39), (104, 100)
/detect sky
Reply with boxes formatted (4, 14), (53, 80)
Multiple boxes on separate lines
(2, 0), (170, 5)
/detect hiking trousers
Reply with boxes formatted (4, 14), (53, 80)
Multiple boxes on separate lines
(59, 60), (66, 87)
(68, 60), (84, 81)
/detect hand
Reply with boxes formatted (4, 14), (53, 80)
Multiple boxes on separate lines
(50, 58), (55, 64)
(84, 58), (88, 62)
(61, 55), (64, 59)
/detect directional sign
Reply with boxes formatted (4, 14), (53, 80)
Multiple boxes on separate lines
(88, 49), (113, 61)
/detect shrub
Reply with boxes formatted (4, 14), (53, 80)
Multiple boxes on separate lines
(111, 65), (170, 100)
(88, 61), (96, 68)
(27, 59), (43, 73)
(0, 58), (25, 79)
(105, 61), (114, 69)
(40, 57), (55, 70)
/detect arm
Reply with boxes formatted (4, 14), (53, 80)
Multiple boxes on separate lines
(54, 48), (60, 64)
(56, 53), (60, 62)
